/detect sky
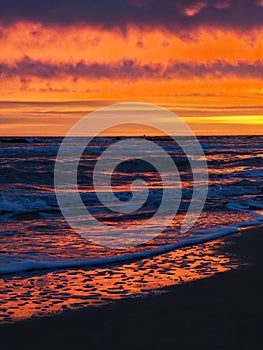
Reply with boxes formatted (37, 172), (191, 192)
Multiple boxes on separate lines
(0, 0), (262, 136)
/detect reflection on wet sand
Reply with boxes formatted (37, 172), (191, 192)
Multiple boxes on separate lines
(0, 237), (244, 323)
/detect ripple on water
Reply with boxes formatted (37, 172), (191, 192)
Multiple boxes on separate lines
(0, 237), (245, 324)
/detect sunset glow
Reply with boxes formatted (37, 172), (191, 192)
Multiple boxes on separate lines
(0, 0), (262, 135)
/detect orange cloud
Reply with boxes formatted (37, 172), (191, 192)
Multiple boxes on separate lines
(0, 24), (262, 64)
(0, 14), (262, 136)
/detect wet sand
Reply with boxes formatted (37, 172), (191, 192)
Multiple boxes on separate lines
(0, 225), (262, 350)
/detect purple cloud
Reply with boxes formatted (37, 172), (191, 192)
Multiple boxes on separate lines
(0, 56), (262, 80)
(0, 0), (262, 32)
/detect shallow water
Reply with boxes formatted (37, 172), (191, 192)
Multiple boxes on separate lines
(0, 237), (245, 323)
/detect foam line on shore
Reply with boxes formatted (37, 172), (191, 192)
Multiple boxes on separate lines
(1, 216), (262, 275)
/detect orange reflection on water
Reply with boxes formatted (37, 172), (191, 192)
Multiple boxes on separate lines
(0, 237), (242, 323)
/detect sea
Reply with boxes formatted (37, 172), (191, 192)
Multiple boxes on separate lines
(0, 136), (262, 322)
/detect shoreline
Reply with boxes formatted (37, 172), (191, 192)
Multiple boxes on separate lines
(0, 224), (244, 275)
(0, 225), (263, 349)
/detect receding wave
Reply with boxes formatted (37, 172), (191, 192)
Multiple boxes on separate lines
(1, 215), (262, 275)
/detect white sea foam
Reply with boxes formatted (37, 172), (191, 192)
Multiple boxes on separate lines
(1, 216), (262, 275)
(0, 193), (55, 213)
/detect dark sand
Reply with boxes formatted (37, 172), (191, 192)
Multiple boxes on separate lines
(0, 226), (262, 350)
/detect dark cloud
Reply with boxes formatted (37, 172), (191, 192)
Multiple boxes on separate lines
(0, 56), (262, 80)
(0, 0), (262, 32)
(162, 40), (170, 48)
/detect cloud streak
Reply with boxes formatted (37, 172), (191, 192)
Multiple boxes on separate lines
(0, 0), (262, 32)
(0, 56), (262, 80)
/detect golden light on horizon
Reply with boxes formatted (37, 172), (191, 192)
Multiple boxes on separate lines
(0, 13), (262, 136)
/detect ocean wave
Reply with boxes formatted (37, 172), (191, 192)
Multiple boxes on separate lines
(208, 184), (262, 198)
(0, 192), (56, 213)
(1, 216), (262, 275)
(0, 137), (41, 144)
